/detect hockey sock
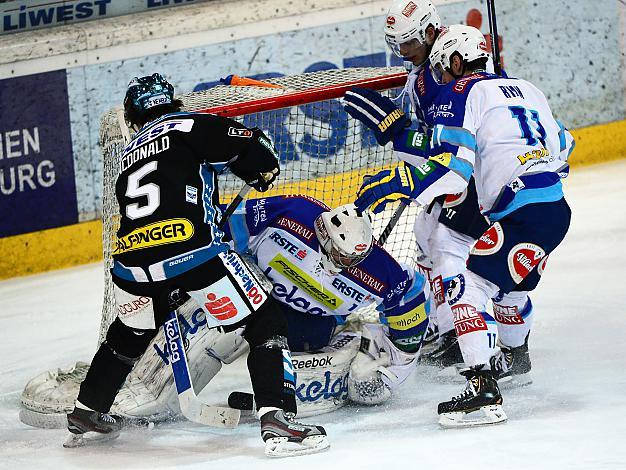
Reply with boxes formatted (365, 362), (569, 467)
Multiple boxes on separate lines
(447, 271), (499, 367)
(493, 292), (533, 348)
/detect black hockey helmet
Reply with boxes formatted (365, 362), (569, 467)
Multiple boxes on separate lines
(123, 73), (176, 128)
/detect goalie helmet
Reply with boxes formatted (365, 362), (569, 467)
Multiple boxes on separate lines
(384, 0), (441, 57)
(124, 73), (175, 128)
(314, 204), (374, 275)
(429, 24), (490, 84)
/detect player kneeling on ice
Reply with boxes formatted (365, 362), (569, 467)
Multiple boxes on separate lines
(65, 73), (327, 457)
(353, 25), (572, 427)
(221, 195), (429, 413)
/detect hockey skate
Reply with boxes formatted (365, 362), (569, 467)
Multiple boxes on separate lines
(261, 410), (329, 457)
(490, 333), (532, 389)
(420, 329), (464, 369)
(64, 407), (123, 448)
(438, 368), (507, 428)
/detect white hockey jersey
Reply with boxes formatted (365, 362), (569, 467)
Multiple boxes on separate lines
(406, 72), (574, 221)
(223, 195), (429, 344)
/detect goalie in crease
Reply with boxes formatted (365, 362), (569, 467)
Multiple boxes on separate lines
(64, 72), (327, 455)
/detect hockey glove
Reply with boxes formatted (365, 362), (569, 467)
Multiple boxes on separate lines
(237, 129), (280, 192)
(354, 162), (420, 214)
(343, 87), (410, 146)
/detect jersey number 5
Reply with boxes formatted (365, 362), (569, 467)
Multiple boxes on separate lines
(509, 106), (546, 147)
(125, 161), (160, 220)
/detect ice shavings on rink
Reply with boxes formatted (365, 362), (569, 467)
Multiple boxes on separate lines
(1, 161), (625, 470)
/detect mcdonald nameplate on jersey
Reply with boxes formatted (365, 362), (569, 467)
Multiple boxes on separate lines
(268, 254), (343, 310)
(113, 218), (194, 254)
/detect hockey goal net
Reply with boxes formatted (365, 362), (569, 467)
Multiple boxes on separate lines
(21, 67), (422, 426)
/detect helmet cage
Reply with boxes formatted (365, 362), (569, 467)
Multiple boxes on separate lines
(314, 207), (374, 273)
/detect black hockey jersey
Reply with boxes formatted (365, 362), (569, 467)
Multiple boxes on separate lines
(111, 112), (273, 283)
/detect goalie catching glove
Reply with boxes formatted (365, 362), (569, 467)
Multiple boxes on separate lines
(230, 128), (280, 192)
(348, 323), (418, 405)
(343, 87), (410, 145)
(354, 162), (421, 214)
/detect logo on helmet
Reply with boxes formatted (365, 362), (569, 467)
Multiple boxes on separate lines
(355, 243), (368, 252)
(386, 15), (396, 25)
(402, 1), (417, 17)
(479, 40), (488, 52)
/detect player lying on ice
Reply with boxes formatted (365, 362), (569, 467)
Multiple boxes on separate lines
(350, 25), (572, 427)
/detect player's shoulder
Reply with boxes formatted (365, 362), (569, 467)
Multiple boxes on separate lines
(261, 195), (329, 242)
(343, 244), (409, 298)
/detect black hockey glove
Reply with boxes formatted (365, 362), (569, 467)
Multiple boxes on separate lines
(235, 128), (280, 192)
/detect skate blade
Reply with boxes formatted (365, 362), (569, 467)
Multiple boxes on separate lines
(498, 372), (533, 390)
(264, 435), (330, 458)
(63, 430), (120, 448)
(439, 404), (507, 428)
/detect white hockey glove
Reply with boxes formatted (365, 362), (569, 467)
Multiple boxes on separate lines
(348, 323), (417, 405)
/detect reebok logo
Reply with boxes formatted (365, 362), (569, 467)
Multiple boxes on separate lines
(293, 355), (333, 369)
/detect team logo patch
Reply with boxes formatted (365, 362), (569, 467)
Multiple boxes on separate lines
(431, 275), (445, 307)
(445, 274), (465, 305)
(471, 223), (504, 256)
(493, 304), (524, 325)
(452, 304), (488, 336)
(227, 127), (253, 138)
(402, 1), (417, 17)
(443, 189), (467, 208)
(537, 255), (549, 276)
(507, 243), (546, 284)
(185, 185), (197, 204)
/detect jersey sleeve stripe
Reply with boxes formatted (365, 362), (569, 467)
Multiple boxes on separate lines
(433, 124), (477, 152)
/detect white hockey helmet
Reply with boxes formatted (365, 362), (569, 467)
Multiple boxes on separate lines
(314, 204), (374, 275)
(429, 24), (490, 84)
(384, 0), (441, 57)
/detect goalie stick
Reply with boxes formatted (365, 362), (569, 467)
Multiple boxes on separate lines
(164, 290), (240, 428)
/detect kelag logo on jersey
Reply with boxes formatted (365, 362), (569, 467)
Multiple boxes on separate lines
(113, 218), (194, 254)
(295, 370), (349, 404)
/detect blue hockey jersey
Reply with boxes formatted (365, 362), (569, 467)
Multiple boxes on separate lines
(223, 195), (429, 344)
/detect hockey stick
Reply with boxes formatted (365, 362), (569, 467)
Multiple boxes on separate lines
(164, 291), (240, 428)
(377, 201), (408, 246)
(164, 180), (257, 427)
(219, 183), (252, 229)
(486, 0), (503, 76)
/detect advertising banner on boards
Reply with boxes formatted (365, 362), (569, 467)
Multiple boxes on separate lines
(0, 70), (77, 237)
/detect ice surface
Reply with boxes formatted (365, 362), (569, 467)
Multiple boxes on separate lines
(1, 161), (625, 469)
